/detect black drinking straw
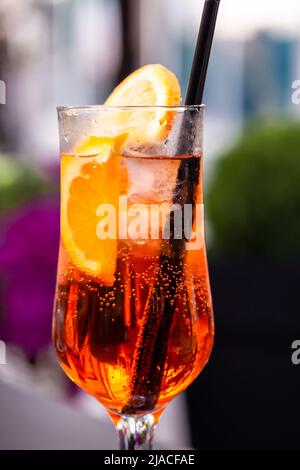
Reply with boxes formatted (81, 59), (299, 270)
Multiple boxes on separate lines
(186, 0), (221, 105)
(123, 0), (221, 415)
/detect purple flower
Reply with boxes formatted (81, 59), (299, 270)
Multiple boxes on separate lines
(0, 199), (60, 358)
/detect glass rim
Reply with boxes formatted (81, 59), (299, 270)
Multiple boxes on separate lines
(57, 104), (205, 114)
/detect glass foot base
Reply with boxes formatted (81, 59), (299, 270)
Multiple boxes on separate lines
(116, 414), (155, 450)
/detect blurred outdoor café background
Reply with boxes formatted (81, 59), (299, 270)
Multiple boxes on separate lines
(0, 0), (300, 450)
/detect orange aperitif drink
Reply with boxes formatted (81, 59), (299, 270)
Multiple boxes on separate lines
(52, 65), (214, 449)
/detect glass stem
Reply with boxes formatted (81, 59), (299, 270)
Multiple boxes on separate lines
(117, 414), (155, 450)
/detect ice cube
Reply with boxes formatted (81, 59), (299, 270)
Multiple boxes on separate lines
(125, 155), (180, 204)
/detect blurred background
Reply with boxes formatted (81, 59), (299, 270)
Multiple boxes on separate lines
(0, 0), (300, 450)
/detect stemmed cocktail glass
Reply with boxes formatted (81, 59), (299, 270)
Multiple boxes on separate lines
(52, 105), (214, 449)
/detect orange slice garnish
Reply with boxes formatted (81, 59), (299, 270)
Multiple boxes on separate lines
(61, 65), (181, 282)
(61, 137), (127, 283)
(105, 64), (181, 107)
(104, 64), (181, 141)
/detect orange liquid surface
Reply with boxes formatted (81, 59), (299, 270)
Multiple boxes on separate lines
(53, 153), (214, 417)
